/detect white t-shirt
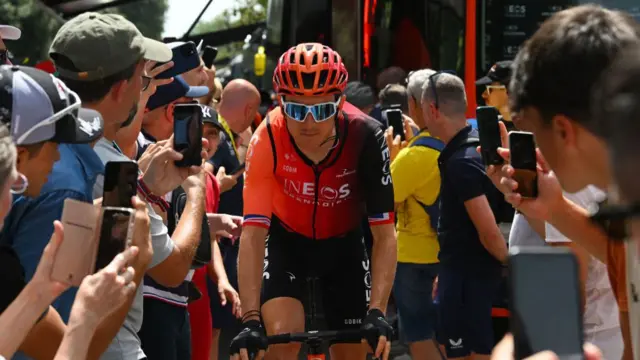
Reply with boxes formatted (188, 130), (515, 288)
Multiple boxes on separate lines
(92, 137), (175, 360)
(509, 212), (546, 247)
(546, 186), (622, 360)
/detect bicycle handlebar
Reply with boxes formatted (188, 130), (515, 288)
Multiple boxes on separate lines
(267, 329), (364, 345)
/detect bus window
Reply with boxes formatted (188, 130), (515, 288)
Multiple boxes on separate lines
(369, 0), (465, 88)
(291, 0), (332, 44)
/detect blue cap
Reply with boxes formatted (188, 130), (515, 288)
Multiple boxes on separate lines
(146, 75), (209, 111)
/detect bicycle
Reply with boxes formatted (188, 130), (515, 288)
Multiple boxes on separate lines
(264, 276), (381, 360)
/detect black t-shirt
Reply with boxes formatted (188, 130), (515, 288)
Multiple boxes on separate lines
(0, 245), (26, 313)
(437, 126), (504, 270)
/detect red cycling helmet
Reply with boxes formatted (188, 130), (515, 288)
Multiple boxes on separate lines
(273, 43), (348, 97)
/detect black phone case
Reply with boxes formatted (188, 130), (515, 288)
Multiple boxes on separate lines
(477, 106), (504, 166)
(509, 132), (538, 198)
(155, 42), (200, 79)
(103, 162), (138, 208)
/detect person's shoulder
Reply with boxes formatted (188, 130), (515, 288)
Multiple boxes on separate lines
(42, 144), (102, 195)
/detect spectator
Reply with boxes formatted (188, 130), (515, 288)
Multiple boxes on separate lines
(198, 64), (218, 106)
(208, 78), (259, 359)
(344, 81), (376, 114)
(0, 65), (153, 359)
(0, 24), (20, 65)
(377, 66), (407, 92)
(422, 72), (507, 360)
(594, 41), (640, 359)
(384, 68), (442, 360)
(490, 5), (640, 359)
(379, 83), (409, 114)
(49, 11), (213, 360)
(136, 73), (239, 360)
(476, 61), (516, 132)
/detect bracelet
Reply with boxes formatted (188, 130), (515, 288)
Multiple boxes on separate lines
(137, 176), (170, 213)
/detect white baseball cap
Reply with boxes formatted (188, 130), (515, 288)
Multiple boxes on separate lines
(0, 25), (21, 40)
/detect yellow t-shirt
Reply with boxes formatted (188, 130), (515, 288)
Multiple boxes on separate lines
(391, 132), (441, 264)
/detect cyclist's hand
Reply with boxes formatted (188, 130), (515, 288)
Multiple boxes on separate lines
(230, 320), (268, 360)
(361, 308), (393, 360)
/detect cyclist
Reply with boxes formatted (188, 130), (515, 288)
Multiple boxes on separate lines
(229, 43), (397, 360)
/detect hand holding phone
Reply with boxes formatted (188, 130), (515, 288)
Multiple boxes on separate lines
(509, 247), (584, 360)
(173, 103), (203, 167)
(477, 106), (504, 166)
(103, 161), (138, 208)
(509, 131), (538, 198)
(383, 108), (405, 141)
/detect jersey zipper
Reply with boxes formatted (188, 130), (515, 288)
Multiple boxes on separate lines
(312, 166), (321, 240)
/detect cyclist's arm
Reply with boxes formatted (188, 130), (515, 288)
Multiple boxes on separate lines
(361, 126), (397, 313)
(238, 125), (275, 320)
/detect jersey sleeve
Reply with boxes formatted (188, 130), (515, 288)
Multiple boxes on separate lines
(242, 124), (275, 229)
(358, 123), (395, 226)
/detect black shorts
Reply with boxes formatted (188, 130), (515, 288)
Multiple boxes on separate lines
(261, 217), (370, 330)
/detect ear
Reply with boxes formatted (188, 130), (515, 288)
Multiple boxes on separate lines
(15, 147), (29, 170)
(111, 79), (128, 103)
(551, 114), (576, 146)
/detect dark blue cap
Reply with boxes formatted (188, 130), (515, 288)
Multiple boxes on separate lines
(146, 75), (209, 111)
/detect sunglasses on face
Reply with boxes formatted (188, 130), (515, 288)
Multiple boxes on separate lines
(486, 85), (506, 94)
(428, 70), (457, 109)
(588, 199), (640, 241)
(281, 97), (340, 123)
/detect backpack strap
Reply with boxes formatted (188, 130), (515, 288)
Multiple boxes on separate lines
(409, 136), (445, 152)
(408, 135), (444, 230)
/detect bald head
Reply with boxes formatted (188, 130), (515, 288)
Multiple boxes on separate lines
(219, 79), (260, 133)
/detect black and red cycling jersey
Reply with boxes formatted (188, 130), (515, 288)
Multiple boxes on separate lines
(242, 101), (395, 240)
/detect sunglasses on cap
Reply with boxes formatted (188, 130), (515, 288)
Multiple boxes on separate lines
(428, 70), (457, 109)
(588, 199), (640, 241)
(281, 97), (340, 123)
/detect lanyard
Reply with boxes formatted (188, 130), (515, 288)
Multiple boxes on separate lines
(112, 141), (124, 155)
(218, 116), (238, 160)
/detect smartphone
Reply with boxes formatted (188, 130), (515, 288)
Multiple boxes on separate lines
(52, 199), (100, 286)
(509, 247), (584, 360)
(103, 161), (138, 208)
(173, 103), (203, 167)
(156, 42), (200, 79)
(229, 163), (246, 176)
(94, 207), (136, 272)
(477, 106), (504, 166)
(509, 131), (538, 198)
(383, 108), (404, 141)
(202, 46), (218, 68)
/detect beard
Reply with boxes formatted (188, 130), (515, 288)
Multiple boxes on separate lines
(121, 102), (138, 128)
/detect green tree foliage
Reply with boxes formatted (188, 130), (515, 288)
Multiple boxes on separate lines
(193, 0), (267, 61)
(0, 0), (168, 65)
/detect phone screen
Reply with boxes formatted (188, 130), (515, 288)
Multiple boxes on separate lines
(103, 161), (138, 208)
(95, 208), (133, 272)
(173, 104), (203, 167)
(477, 106), (504, 166)
(510, 131), (538, 198)
(385, 109), (404, 140)
(510, 248), (584, 360)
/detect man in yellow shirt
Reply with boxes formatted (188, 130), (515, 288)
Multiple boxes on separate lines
(386, 69), (442, 360)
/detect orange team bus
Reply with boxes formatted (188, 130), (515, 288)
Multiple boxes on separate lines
(260, 0), (640, 119)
